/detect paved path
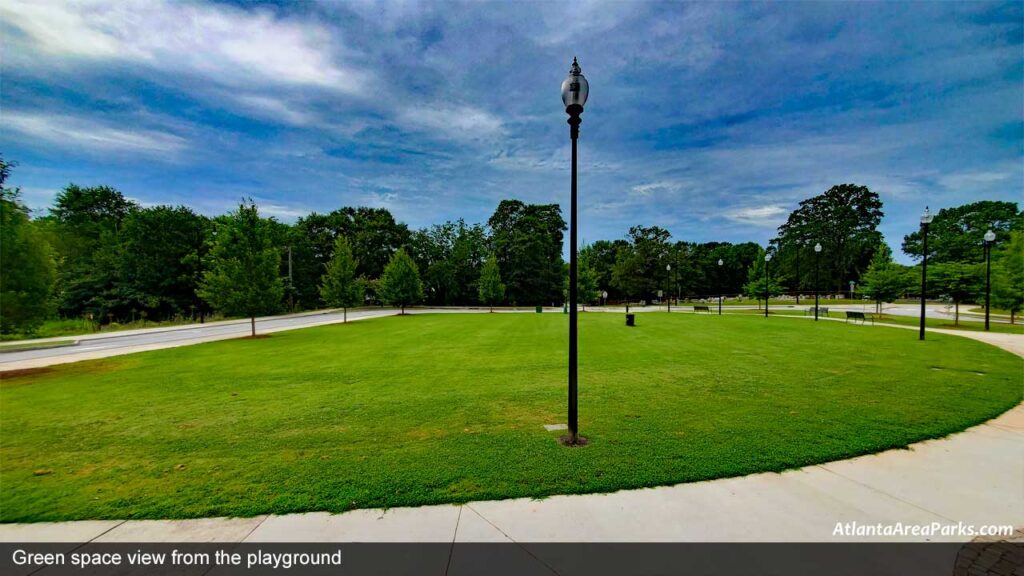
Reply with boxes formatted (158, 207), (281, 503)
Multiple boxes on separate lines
(2, 307), (1020, 543)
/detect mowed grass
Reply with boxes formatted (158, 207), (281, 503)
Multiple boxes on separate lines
(1, 313), (1021, 522)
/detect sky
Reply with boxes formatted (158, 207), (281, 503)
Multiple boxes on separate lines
(2, 0), (1021, 262)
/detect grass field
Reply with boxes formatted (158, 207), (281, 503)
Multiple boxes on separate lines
(1, 313), (1021, 522)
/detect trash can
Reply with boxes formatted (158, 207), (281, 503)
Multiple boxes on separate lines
(536, 306), (543, 313)
(625, 313), (635, 326)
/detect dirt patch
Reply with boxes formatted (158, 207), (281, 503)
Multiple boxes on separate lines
(0, 367), (55, 380)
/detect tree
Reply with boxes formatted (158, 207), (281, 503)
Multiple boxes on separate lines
(477, 254), (505, 312)
(577, 250), (600, 310)
(860, 243), (913, 314)
(319, 236), (360, 322)
(378, 248), (423, 314)
(931, 263), (983, 326)
(118, 205), (208, 321)
(626, 225), (672, 301)
(199, 200), (283, 336)
(776, 184), (883, 293)
(611, 247), (645, 311)
(991, 231), (1024, 324)
(743, 249), (784, 308)
(902, 201), (1022, 264)
(0, 159), (55, 334)
(488, 200), (566, 305)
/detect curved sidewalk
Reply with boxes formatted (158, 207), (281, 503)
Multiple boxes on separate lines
(2, 317), (1021, 543)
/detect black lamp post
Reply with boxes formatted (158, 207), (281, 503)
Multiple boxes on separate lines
(813, 243), (822, 321)
(717, 258), (723, 315)
(561, 57), (588, 446)
(666, 263), (672, 312)
(984, 229), (995, 331)
(919, 207), (934, 341)
(764, 252), (772, 318)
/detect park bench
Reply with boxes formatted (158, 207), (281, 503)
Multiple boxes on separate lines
(693, 305), (711, 313)
(845, 311), (873, 324)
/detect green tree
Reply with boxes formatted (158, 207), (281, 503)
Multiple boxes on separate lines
(860, 243), (913, 314)
(379, 248), (423, 314)
(0, 159), (55, 334)
(743, 249), (784, 308)
(902, 201), (1022, 264)
(477, 254), (505, 312)
(991, 230), (1024, 324)
(199, 200), (283, 336)
(931, 262), (983, 326)
(775, 184), (884, 293)
(488, 200), (566, 305)
(319, 236), (360, 322)
(611, 246), (645, 311)
(577, 250), (600, 310)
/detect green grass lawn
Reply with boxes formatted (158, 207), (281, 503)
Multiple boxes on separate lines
(723, 308), (1024, 334)
(1, 313), (1021, 522)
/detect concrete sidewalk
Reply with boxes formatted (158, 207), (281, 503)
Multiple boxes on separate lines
(2, 403), (1020, 543)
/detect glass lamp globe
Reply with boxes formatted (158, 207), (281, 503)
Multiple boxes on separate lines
(984, 230), (996, 242)
(814, 243), (822, 253)
(921, 206), (934, 225)
(560, 57), (589, 111)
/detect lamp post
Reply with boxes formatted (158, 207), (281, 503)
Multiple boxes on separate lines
(717, 258), (723, 315)
(764, 252), (772, 318)
(984, 229), (995, 331)
(813, 243), (822, 321)
(561, 57), (588, 446)
(666, 263), (672, 312)
(919, 207), (934, 341)
(602, 290), (608, 306)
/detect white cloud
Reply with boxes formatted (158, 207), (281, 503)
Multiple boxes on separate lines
(723, 205), (789, 226)
(1, 0), (368, 94)
(231, 94), (314, 126)
(631, 181), (682, 196)
(399, 105), (503, 141)
(4, 111), (187, 155)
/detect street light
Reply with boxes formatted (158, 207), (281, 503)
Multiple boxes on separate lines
(764, 252), (772, 318)
(717, 258), (724, 315)
(919, 206), (934, 341)
(984, 229), (996, 331)
(813, 243), (822, 321)
(666, 263), (672, 313)
(794, 240), (801, 305)
(602, 290), (608, 306)
(561, 57), (588, 446)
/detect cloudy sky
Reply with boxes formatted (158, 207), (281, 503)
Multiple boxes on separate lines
(2, 0), (1021, 261)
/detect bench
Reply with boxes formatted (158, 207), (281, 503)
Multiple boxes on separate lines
(845, 311), (873, 324)
(805, 307), (829, 316)
(693, 305), (711, 313)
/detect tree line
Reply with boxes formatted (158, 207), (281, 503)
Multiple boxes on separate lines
(3, 156), (1022, 335)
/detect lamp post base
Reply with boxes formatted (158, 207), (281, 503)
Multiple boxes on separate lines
(559, 434), (590, 447)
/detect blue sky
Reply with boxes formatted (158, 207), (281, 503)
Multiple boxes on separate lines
(2, 1), (1021, 262)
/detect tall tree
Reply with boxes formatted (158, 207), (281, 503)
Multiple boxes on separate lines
(378, 248), (423, 314)
(0, 159), (55, 334)
(319, 236), (360, 322)
(611, 247), (645, 310)
(776, 184), (883, 293)
(860, 243), (913, 314)
(577, 251), (600, 310)
(199, 200), (283, 336)
(626, 225), (672, 301)
(488, 200), (566, 305)
(477, 254), (505, 312)
(991, 231), (1024, 324)
(902, 201), (1022, 264)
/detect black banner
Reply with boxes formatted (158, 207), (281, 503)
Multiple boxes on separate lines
(3, 542), (1020, 576)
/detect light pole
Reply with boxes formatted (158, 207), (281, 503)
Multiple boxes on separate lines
(602, 290), (608, 306)
(717, 258), (723, 315)
(666, 263), (672, 312)
(813, 243), (822, 321)
(561, 57), (588, 446)
(764, 252), (772, 318)
(919, 207), (934, 341)
(984, 229), (995, 331)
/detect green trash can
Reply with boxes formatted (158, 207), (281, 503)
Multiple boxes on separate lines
(536, 306), (543, 313)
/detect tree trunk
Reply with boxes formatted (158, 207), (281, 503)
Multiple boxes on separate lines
(401, 304), (405, 315)
(1012, 310), (1016, 325)
(954, 301), (959, 326)
(344, 307), (347, 323)
(250, 316), (255, 337)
